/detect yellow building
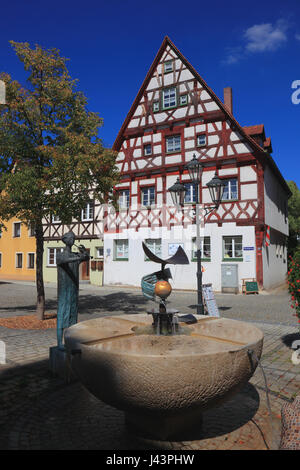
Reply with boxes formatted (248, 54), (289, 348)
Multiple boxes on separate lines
(0, 218), (36, 281)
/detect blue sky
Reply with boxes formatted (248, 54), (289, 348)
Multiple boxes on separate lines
(1, 0), (299, 186)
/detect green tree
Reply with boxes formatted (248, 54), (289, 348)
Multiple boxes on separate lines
(0, 41), (119, 319)
(287, 181), (300, 256)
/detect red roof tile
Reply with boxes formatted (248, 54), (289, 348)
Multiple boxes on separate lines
(243, 125), (265, 135)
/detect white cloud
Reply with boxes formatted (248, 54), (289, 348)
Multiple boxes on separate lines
(221, 47), (243, 65)
(244, 19), (289, 52)
(296, 33), (300, 41)
(222, 19), (290, 65)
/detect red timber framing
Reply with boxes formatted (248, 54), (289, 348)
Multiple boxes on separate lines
(108, 36), (291, 289)
(43, 201), (104, 241)
(113, 36), (290, 197)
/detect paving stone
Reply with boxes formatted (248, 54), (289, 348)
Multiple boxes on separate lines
(0, 282), (299, 450)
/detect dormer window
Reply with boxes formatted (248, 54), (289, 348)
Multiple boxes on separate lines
(164, 61), (173, 73)
(162, 87), (177, 110)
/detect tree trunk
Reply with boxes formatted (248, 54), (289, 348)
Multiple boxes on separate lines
(35, 223), (45, 320)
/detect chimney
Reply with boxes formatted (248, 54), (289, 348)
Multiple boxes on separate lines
(223, 87), (233, 114)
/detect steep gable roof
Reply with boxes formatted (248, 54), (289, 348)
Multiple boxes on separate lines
(113, 36), (290, 196)
(113, 37), (260, 154)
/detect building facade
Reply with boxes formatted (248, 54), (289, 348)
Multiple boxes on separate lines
(103, 36), (290, 292)
(0, 218), (36, 281)
(42, 201), (104, 286)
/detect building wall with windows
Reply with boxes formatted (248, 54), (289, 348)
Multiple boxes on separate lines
(264, 165), (289, 236)
(43, 238), (104, 286)
(0, 217), (36, 281)
(262, 166), (289, 289)
(42, 200), (105, 286)
(262, 227), (288, 290)
(104, 37), (290, 292)
(104, 223), (256, 292)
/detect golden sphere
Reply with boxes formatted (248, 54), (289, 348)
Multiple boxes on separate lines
(154, 280), (172, 299)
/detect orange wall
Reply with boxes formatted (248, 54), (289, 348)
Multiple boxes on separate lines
(0, 218), (36, 281)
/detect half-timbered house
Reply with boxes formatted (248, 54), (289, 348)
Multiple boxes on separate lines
(43, 201), (105, 286)
(104, 36), (290, 292)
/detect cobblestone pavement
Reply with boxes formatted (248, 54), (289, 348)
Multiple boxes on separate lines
(0, 281), (299, 450)
(0, 280), (297, 326)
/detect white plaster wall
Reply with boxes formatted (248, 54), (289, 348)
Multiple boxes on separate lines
(240, 166), (257, 182)
(264, 166), (289, 235)
(262, 230), (287, 289)
(103, 223), (256, 292)
(240, 183), (257, 200)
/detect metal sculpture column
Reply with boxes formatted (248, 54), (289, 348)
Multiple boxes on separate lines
(56, 231), (90, 350)
(141, 242), (190, 335)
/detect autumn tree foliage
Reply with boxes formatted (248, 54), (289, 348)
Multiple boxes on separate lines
(0, 41), (119, 319)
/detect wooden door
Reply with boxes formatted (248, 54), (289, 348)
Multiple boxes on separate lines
(81, 249), (90, 281)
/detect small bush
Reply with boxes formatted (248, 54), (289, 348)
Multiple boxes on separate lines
(287, 251), (300, 326)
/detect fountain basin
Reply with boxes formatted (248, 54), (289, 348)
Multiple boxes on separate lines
(64, 314), (263, 439)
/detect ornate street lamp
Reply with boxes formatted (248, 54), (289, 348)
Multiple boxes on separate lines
(186, 154), (203, 184)
(167, 154), (225, 316)
(168, 177), (186, 206)
(207, 172), (226, 208)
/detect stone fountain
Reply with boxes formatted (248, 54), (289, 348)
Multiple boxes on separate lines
(64, 243), (263, 440)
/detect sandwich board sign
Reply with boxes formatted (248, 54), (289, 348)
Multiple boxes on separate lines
(202, 283), (220, 317)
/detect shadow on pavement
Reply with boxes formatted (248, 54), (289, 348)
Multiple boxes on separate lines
(0, 292), (152, 316)
(0, 358), (262, 450)
(281, 332), (300, 349)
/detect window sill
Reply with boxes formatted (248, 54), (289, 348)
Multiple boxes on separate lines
(221, 199), (238, 203)
(162, 105), (177, 111)
(192, 258), (211, 262)
(114, 258), (129, 262)
(165, 150), (181, 155)
(222, 258), (243, 262)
